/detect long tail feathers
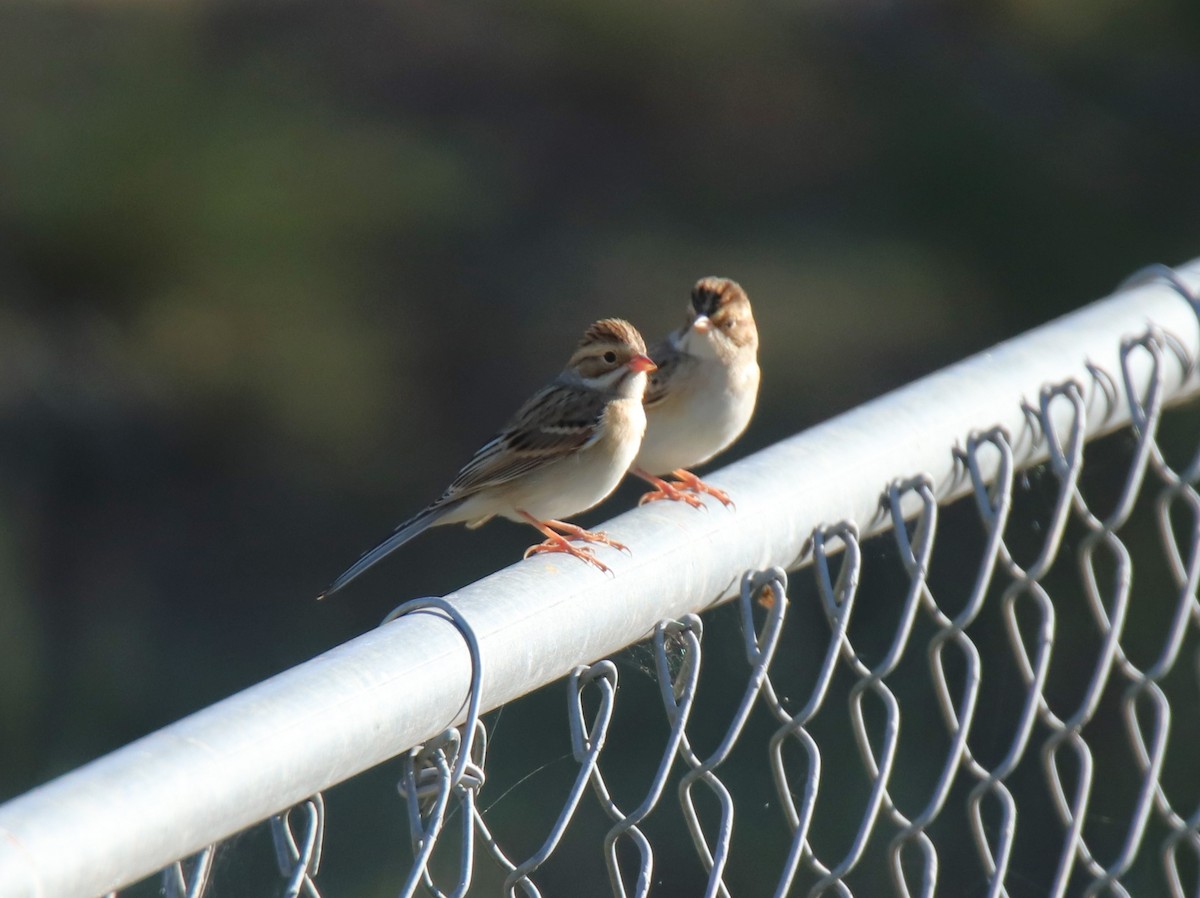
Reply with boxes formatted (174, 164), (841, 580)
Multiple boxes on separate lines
(318, 501), (455, 599)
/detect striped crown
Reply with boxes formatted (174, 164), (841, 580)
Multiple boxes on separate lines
(576, 318), (647, 356)
(691, 277), (748, 318)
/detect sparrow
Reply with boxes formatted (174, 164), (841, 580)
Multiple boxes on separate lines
(631, 276), (760, 508)
(320, 318), (656, 597)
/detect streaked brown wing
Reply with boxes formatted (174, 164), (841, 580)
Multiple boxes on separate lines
(440, 384), (608, 500)
(643, 335), (687, 408)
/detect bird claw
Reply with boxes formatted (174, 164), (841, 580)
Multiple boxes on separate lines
(525, 539), (612, 574)
(671, 470), (735, 509)
(573, 529), (630, 554)
(697, 485), (735, 509)
(518, 513), (626, 573)
(637, 483), (707, 510)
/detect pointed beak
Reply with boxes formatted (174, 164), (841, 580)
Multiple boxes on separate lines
(628, 354), (657, 374)
(692, 315), (712, 334)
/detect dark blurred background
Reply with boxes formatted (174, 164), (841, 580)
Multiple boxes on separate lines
(1, 0), (1199, 894)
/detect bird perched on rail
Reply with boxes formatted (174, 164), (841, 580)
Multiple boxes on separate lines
(631, 276), (760, 508)
(320, 318), (656, 598)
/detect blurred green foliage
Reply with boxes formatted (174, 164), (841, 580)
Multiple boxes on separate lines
(0, 0), (1198, 894)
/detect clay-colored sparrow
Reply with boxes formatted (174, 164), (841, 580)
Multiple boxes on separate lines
(320, 318), (656, 597)
(632, 277), (760, 508)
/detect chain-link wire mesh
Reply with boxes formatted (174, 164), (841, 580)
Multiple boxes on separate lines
(6, 264), (1200, 898)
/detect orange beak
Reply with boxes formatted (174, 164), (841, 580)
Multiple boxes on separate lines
(628, 354), (657, 373)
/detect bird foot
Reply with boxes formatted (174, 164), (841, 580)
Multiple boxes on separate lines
(638, 486), (707, 509)
(670, 469), (735, 508)
(544, 520), (630, 555)
(636, 472), (707, 509)
(524, 537), (612, 574)
(636, 469), (734, 509)
(518, 512), (627, 570)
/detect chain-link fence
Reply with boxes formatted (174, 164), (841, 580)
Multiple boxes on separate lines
(2, 263), (1199, 898)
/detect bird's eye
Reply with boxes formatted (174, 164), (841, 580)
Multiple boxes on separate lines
(603, 350), (617, 364)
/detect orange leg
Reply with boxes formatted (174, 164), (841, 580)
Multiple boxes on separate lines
(518, 511), (617, 573)
(541, 518), (629, 553)
(634, 467), (735, 509)
(633, 468), (707, 509)
(670, 469), (734, 509)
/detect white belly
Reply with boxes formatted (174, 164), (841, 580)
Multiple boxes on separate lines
(635, 357), (759, 475)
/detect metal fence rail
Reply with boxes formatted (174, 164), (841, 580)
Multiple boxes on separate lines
(1, 262), (1199, 898)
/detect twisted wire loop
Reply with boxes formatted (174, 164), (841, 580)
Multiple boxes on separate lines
(496, 660), (619, 898)
(677, 569), (789, 898)
(959, 427), (1047, 896)
(595, 616), (704, 898)
(807, 513), (910, 898)
(161, 846), (214, 898)
(766, 525), (859, 898)
(884, 477), (979, 898)
(1110, 266), (1200, 898)
(270, 794), (325, 898)
(387, 597), (486, 898)
(999, 322), (1198, 897)
(146, 791), (324, 898)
